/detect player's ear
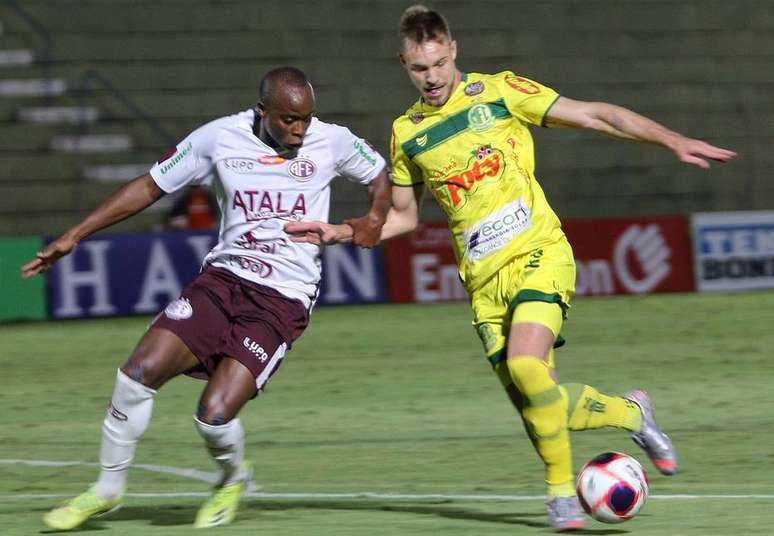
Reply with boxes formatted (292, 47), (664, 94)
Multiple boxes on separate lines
(255, 102), (266, 117)
(450, 40), (458, 61)
(398, 52), (407, 67)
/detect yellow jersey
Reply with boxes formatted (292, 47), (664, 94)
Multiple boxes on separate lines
(391, 70), (566, 291)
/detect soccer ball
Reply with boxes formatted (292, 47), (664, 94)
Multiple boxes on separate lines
(576, 451), (649, 523)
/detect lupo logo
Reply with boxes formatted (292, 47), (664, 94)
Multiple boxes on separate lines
(243, 337), (269, 362)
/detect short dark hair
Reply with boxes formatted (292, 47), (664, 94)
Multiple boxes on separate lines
(258, 66), (311, 105)
(399, 5), (452, 48)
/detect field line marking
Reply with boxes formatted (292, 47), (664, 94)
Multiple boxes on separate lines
(2, 491), (774, 502)
(0, 458), (219, 484)
(3, 459), (774, 502)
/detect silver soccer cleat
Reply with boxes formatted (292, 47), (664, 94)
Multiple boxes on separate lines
(625, 389), (678, 475)
(546, 495), (585, 532)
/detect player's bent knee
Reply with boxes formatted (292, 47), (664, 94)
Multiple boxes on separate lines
(196, 395), (237, 426)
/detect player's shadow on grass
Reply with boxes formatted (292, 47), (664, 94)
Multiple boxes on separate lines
(39, 500), (630, 533)
(246, 500), (630, 534)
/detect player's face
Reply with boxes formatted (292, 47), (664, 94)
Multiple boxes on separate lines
(400, 38), (460, 107)
(257, 86), (315, 158)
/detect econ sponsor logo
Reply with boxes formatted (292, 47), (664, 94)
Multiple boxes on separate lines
(464, 81), (485, 96)
(353, 139), (378, 167)
(288, 158), (316, 181)
(463, 199), (532, 261)
(158, 142), (193, 174)
(505, 75), (541, 95)
(441, 145), (505, 210)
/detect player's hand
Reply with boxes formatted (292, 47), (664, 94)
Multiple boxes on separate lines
(671, 137), (737, 169)
(21, 234), (78, 278)
(344, 212), (386, 248)
(284, 221), (353, 246)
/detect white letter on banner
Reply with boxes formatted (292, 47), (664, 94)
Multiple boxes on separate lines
(322, 246), (377, 302)
(439, 264), (466, 300)
(133, 240), (182, 313)
(412, 253), (440, 302)
(185, 234), (215, 264)
(55, 241), (115, 317)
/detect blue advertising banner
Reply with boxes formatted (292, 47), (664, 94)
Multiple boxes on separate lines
(692, 211), (774, 292)
(46, 230), (385, 319)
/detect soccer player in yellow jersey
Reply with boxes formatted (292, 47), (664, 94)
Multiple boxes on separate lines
(286, 4), (736, 531)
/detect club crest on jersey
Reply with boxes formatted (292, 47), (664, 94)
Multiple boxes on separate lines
(505, 75), (541, 95)
(467, 103), (494, 132)
(409, 112), (425, 124)
(164, 297), (193, 320)
(288, 158), (316, 181)
(464, 81), (485, 96)
(442, 145), (505, 210)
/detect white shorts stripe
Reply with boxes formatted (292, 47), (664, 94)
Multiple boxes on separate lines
(255, 342), (287, 392)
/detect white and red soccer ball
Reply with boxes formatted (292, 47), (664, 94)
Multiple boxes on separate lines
(576, 451), (649, 523)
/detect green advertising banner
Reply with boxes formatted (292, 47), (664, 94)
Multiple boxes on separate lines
(0, 236), (46, 321)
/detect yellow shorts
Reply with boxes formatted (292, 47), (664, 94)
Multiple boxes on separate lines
(471, 237), (576, 368)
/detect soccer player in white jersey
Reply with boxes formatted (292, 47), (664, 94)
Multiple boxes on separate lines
(22, 67), (391, 530)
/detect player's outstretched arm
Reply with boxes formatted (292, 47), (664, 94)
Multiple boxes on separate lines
(544, 97), (737, 169)
(21, 173), (165, 278)
(344, 167), (392, 248)
(284, 183), (423, 247)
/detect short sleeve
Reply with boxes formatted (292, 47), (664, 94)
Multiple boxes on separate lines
(390, 125), (423, 187)
(149, 121), (219, 194)
(329, 125), (386, 185)
(500, 71), (560, 127)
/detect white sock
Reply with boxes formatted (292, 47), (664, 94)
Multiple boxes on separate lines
(94, 369), (156, 500)
(194, 416), (246, 485)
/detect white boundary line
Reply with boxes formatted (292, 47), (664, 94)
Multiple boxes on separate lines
(2, 459), (774, 502)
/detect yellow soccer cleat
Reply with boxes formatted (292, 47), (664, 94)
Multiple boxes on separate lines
(43, 486), (122, 530)
(193, 462), (253, 529)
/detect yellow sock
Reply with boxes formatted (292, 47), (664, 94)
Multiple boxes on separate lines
(560, 383), (642, 431)
(507, 356), (573, 497)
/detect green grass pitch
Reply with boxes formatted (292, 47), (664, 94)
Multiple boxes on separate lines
(1, 291), (773, 534)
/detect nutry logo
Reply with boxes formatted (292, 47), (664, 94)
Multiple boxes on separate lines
(463, 199), (531, 262)
(288, 158), (316, 181)
(443, 145), (504, 209)
(158, 142), (193, 174)
(243, 337), (269, 362)
(353, 140), (377, 167)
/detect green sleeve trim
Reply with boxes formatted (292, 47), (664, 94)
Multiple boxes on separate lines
(509, 289), (564, 311)
(540, 93), (561, 128)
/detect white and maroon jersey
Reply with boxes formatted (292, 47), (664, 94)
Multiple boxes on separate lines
(149, 109), (385, 308)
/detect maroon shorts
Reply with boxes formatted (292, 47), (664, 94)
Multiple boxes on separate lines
(151, 267), (309, 392)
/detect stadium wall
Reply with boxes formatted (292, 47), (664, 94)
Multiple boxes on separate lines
(0, 1), (771, 236)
